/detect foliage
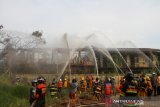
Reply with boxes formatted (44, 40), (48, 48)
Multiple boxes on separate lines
(0, 83), (29, 107)
(0, 74), (69, 107)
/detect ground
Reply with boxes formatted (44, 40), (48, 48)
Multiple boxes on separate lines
(49, 95), (160, 107)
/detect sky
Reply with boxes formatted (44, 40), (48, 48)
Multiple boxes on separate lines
(0, 0), (160, 48)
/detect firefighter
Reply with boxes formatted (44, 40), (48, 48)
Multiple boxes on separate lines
(35, 77), (47, 107)
(120, 72), (139, 107)
(116, 77), (125, 96)
(57, 79), (63, 93)
(89, 75), (94, 91)
(95, 81), (102, 101)
(146, 76), (153, 98)
(151, 72), (157, 96)
(30, 79), (37, 106)
(86, 76), (90, 91)
(50, 82), (57, 98)
(79, 77), (85, 93)
(69, 79), (78, 107)
(157, 73), (160, 95)
(139, 77), (147, 97)
(99, 79), (104, 94)
(63, 78), (68, 88)
(67, 78), (71, 88)
(52, 78), (57, 85)
(93, 77), (100, 99)
(84, 78), (87, 91)
(105, 77), (112, 107)
(110, 77), (116, 95)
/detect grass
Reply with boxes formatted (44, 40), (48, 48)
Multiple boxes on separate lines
(0, 83), (30, 107)
(0, 74), (29, 107)
(0, 74), (70, 107)
(46, 88), (70, 107)
(0, 83), (70, 107)
(1, 73), (110, 107)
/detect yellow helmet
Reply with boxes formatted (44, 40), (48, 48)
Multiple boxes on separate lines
(146, 76), (150, 81)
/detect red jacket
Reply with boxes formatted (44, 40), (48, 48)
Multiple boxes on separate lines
(105, 83), (112, 95)
(57, 81), (63, 88)
(36, 83), (46, 99)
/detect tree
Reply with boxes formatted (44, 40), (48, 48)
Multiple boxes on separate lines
(32, 31), (42, 38)
(0, 25), (46, 73)
(0, 25), (3, 29)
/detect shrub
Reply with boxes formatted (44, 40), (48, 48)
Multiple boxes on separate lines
(0, 83), (29, 107)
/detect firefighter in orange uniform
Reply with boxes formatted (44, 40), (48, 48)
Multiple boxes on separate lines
(35, 77), (46, 107)
(57, 79), (63, 94)
(105, 77), (112, 107)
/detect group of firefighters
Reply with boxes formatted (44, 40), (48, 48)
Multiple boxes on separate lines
(30, 77), (46, 107)
(29, 72), (160, 107)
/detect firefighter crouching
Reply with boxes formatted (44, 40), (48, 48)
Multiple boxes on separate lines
(120, 72), (139, 107)
(35, 77), (47, 107)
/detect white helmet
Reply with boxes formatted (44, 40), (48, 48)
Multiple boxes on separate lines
(32, 79), (37, 83)
(38, 77), (45, 83)
(152, 72), (156, 75)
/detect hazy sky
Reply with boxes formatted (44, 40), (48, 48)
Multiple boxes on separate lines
(0, 0), (160, 48)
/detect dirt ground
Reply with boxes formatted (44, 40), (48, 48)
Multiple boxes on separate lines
(50, 95), (160, 107)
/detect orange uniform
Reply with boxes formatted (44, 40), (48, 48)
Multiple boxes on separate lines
(35, 83), (46, 107)
(105, 83), (112, 95)
(35, 83), (46, 99)
(57, 81), (63, 88)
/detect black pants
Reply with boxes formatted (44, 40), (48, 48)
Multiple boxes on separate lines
(147, 89), (153, 97)
(157, 86), (160, 95)
(30, 98), (34, 106)
(153, 86), (157, 96)
(35, 99), (45, 107)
